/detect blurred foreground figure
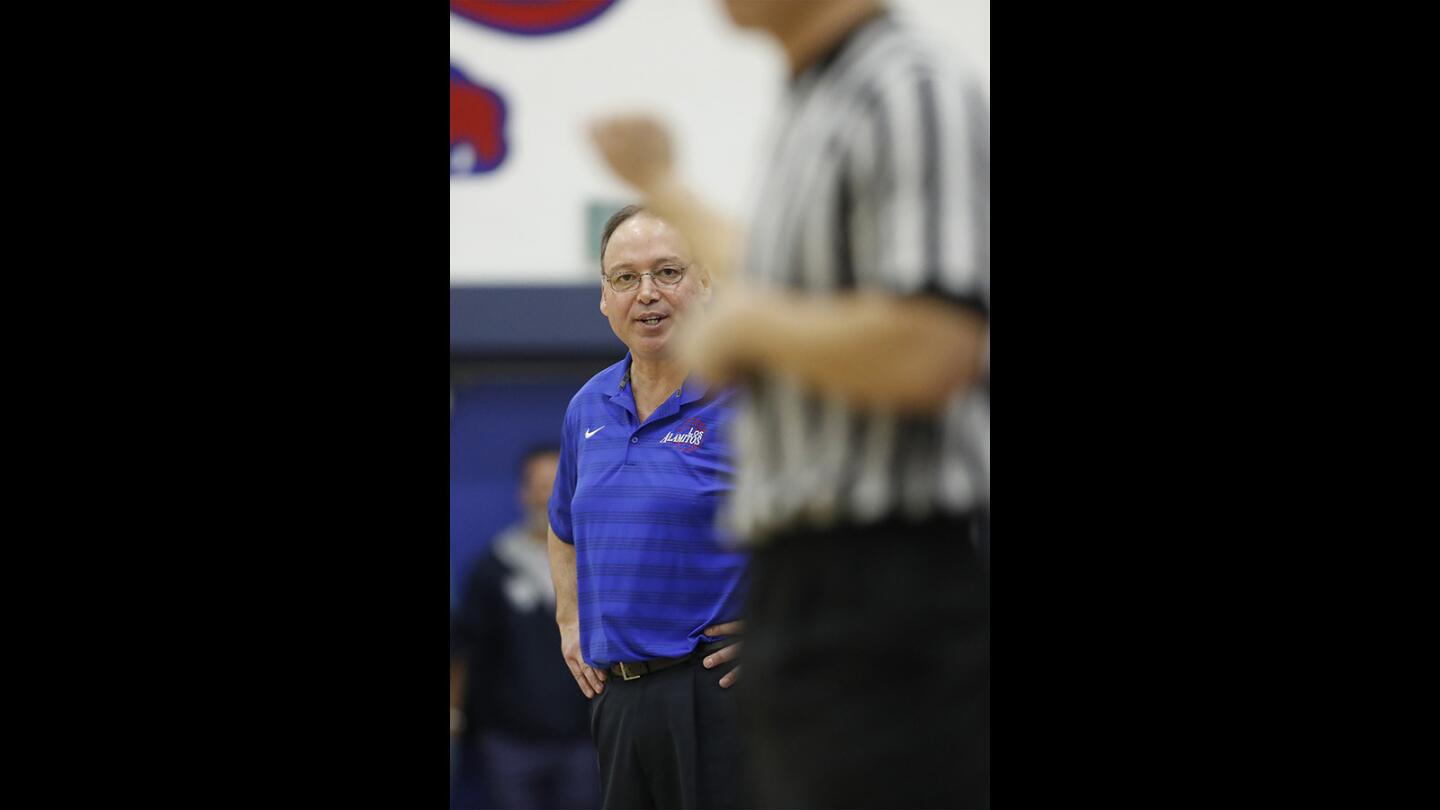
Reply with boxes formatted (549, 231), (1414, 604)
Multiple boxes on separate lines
(452, 446), (600, 810)
(546, 207), (747, 809)
(591, 1), (989, 806)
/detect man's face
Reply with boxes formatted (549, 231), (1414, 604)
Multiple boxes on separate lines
(599, 213), (710, 359)
(521, 453), (559, 516)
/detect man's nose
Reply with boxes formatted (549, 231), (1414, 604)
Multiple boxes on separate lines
(637, 275), (660, 303)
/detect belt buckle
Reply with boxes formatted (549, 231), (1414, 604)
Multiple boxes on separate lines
(619, 661), (640, 681)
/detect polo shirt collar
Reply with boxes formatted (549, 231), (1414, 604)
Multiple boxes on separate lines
(607, 352), (713, 411)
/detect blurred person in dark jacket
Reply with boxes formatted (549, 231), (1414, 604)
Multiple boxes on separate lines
(452, 445), (600, 810)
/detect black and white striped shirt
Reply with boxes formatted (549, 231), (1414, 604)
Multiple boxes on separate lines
(727, 12), (990, 542)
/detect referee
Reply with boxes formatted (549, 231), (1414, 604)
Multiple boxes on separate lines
(590, 1), (989, 806)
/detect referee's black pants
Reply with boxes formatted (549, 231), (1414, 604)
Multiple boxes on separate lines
(739, 515), (990, 809)
(590, 645), (742, 809)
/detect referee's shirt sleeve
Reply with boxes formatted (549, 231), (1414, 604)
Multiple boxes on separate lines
(548, 402), (579, 544)
(849, 64), (989, 317)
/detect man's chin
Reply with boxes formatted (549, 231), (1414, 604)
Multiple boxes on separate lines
(629, 331), (674, 355)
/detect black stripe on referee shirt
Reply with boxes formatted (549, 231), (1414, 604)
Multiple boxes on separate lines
(853, 83), (892, 291)
(917, 71), (943, 292)
(836, 153), (856, 290)
(836, 408), (869, 524)
(801, 392), (824, 494)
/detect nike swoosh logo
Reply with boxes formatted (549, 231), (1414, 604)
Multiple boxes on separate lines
(585, 426), (606, 439)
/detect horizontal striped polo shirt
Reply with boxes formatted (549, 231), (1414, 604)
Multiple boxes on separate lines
(549, 353), (745, 668)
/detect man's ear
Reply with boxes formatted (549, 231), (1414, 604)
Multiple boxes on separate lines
(600, 287), (609, 317)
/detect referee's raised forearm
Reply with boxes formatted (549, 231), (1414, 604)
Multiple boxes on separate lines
(703, 289), (986, 414)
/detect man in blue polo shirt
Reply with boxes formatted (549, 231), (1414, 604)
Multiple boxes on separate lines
(547, 205), (746, 809)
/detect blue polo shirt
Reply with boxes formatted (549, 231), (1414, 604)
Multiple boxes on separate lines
(549, 354), (746, 667)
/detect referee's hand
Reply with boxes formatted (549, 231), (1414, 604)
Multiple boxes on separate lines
(589, 115), (674, 195)
(559, 620), (606, 698)
(702, 621), (744, 688)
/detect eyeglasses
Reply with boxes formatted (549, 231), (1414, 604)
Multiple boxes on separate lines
(603, 265), (688, 293)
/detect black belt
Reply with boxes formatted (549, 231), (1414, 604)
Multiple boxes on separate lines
(607, 640), (731, 682)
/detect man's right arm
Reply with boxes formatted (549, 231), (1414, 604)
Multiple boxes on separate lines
(548, 526), (606, 698)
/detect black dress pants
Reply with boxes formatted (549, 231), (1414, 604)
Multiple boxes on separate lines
(739, 515), (990, 809)
(590, 648), (741, 809)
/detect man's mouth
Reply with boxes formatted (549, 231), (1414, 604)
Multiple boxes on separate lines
(637, 314), (667, 327)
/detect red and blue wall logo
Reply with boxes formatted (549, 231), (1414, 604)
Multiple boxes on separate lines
(450, 0), (622, 36)
(450, 64), (508, 176)
(450, 1), (622, 176)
